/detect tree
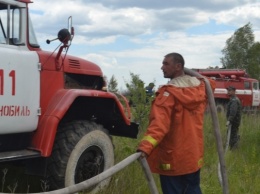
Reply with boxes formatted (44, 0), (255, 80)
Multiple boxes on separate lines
(125, 72), (146, 107)
(108, 75), (118, 93)
(221, 23), (255, 69)
(124, 73), (152, 131)
(247, 42), (260, 80)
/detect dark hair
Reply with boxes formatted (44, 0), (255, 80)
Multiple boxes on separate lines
(164, 52), (185, 67)
(149, 82), (154, 87)
(227, 86), (236, 91)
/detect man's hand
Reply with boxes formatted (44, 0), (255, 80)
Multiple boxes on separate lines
(226, 121), (230, 127)
(137, 151), (147, 159)
(141, 152), (147, 158)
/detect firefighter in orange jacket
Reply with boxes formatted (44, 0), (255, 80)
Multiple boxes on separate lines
(137, 53), (215, 194)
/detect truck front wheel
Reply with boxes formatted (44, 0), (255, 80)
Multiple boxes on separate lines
(47, 121), (114, 193)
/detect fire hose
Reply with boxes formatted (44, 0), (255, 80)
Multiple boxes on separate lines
(184, 68), (229, 194)
(225, 125), (232, 153)
(217, 124), (231, 188)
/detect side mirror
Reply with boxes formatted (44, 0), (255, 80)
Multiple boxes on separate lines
(46, 16), (74, 45)
(57, 28), (71, 44)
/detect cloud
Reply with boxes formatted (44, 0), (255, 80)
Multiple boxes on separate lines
(72, 31), (232, 89)
(213, 3), (260, 28)
(29, 0), (260, 90)
(30, 1), (260, 37)
(79, 0), (255, 11)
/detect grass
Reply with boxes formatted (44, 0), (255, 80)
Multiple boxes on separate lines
(0, 113), (259, 193)
(100, 113), (260, 194)
(0, 164), (45, 193)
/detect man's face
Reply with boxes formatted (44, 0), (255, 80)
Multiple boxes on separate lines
(227, 89), (235, 96)
(161, 56), (180, 79)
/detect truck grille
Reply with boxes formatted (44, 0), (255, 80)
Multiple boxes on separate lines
(65, 73), (103, 90)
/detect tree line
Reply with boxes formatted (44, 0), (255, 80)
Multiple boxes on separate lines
(221, 22), (260, 81)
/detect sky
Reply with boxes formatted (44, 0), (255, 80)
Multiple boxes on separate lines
(29, 0), (260, 91)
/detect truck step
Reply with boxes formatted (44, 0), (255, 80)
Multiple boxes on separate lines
(0, 149), (41, 162)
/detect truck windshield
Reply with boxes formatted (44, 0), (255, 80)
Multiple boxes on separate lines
(0, 3), (39, 47)
(253, 82), (259, 90)
(0, 15), (5, 43)
(28, 14), (39, 47)
(244, 81), (250, 89)
(0, 4), (24, 45)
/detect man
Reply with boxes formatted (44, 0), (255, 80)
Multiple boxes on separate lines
(137, 53), (215, 194)
(145, 82), (155, 97)
(226, 86), (242, 149)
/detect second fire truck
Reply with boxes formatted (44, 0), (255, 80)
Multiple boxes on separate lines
(194, 68), (260, 113)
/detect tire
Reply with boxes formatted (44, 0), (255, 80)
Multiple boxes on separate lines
(47, 121), (114, 193)
(216, 104), (225, 114)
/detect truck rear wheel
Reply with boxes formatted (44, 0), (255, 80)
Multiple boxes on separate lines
(216, 103), (225, 114)
(47, 121), (114, 193)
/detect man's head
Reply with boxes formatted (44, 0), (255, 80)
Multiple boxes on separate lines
(227, 86), (236, 97)
(148, 82), (155, 89)
(161, 52), (185, 79)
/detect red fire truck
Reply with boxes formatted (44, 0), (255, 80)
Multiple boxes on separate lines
(194, 68), (260, 113)
(0, 0), (138, 193)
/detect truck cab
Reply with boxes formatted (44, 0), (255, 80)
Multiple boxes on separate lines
(0, 1), (40, 134)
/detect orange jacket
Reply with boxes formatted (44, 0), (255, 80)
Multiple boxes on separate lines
(138, 77), (215, 176)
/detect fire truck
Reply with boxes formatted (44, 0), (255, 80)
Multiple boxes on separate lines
(194, 68), (260, 113)
(0, 0), (138, 193)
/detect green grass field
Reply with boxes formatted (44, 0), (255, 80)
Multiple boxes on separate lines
(0, 113), (259, 193)
(102, 113), (260, 194)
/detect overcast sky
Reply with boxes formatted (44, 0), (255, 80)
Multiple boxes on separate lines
(29, 0), (260, 90)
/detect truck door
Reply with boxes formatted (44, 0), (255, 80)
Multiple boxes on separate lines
(0, 4), (40, 134)
(252, 82), (260, 107)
